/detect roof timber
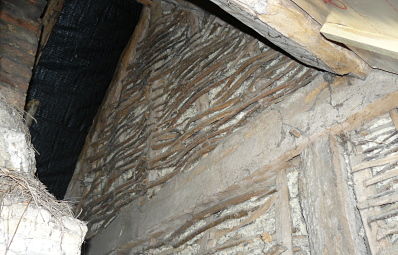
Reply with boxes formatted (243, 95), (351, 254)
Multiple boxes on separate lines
(292, 0), (398, 74)
(207, 0), (369, 77)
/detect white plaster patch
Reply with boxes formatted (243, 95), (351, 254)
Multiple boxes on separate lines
(0, 202), (87, 255)
(0, 100), (36, 174)
(0, 128), (31, 172)
(240, 0), (268, 14)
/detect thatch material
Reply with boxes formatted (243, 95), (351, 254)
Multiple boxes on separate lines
(0, 167), (87, 255)
(0, 167), (73, 218)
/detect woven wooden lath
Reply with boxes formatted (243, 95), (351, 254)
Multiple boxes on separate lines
(71, 2), (319, 236)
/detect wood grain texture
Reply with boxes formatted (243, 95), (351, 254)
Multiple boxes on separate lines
(35, 0), (65, 64)
(207, 0), (368, 76)
(292, 0), (398, 73)
(74, 60), (398, 254)
(321, 23), (398, 59)
(320, 22), (398, 74)
(291, 0), (398, 38)
(300, 136), (367, 254)
(276, 169), (293, 255)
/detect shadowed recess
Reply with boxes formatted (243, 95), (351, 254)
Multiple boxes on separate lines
(27, 0), (142, 199)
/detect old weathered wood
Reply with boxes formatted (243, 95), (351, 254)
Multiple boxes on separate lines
(321, 23), (398, 59)
(70, 65), (398, 252)
(291, 0), (398, 39)
(300, 136), (366, 254)
(320, 22), (398, 74)
(63, 1), (398, 253)
(291, 0), (398, 73)
(0, 0), (46, 108)
(390, 109), (398, 129)
(208, 0), (368, 76)
(358, 190), (398, 210)
(364, 168), (398, 186)
(352, 153), (398, 172)
(36, 0), (65, 64)
(352, 46), (398, 74)
(276, 169), (293, 255)
(353, 167), (392, 255)
(79, 68), (398, 254)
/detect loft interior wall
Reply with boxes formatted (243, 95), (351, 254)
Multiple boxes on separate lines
(65, 1), (319, 252)
(27, 0), (142, 199)
(61, 1), (398, 255)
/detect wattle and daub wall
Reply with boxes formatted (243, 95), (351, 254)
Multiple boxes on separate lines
(66, 1), (398, 255)
(67, 0), (318, 239)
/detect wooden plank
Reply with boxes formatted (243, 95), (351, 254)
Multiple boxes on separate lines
(350, 47), (398, 74)
(291, 0), (398, 73)
(82, 65), (398, 254)
(364, 168), (398, 186)
(276, 169), (293, 255)
(321, 23), (398, 59)
(368, 203), (398, 223)
(352, 153), (398, 172)
(36, 0), (65, 64)
(300, 136), (365, 254)
(390, 109), (398, 129)
(291, 0), (398, 38)
(358, 191), (398, 210)
(208, 0), (368, 76)
(351, 168), (380, 254)
(347, 113), (398, 253)
(320, 22), (398, 73)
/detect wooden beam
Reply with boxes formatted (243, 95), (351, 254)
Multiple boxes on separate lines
(321, 22), (398, 73)
(351, 47), (398, 74)
(390, 109), (398, 129)
(292, 0), (398, 73)
(276, 169), (293, 255)
(321, 23), (398, 59)
(36, 0), (65, 64)
(291, 0), (398, 38)
(300, 136), (367, 254)
(207, 0), (368, 77)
